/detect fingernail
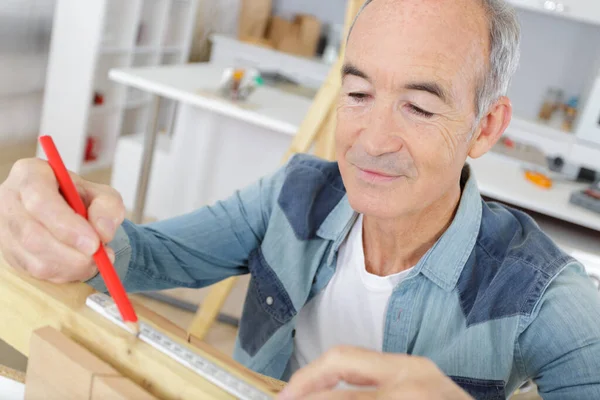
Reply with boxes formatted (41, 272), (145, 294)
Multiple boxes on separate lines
(97, 217), (115, 238)
(76, 235), (98, 256)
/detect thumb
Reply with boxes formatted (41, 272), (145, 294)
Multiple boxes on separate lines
(280, 347), (403, 400)
(81, 181), (126, 243)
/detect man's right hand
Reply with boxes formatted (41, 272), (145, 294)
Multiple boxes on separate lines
(0, 158), (126, 283)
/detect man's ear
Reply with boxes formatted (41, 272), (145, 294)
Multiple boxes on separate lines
(468, 96), (512, 159)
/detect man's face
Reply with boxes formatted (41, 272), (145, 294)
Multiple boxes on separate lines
(337, 0), (490, 218)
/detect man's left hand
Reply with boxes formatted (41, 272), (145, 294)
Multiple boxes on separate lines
(277, 346), (473, 400)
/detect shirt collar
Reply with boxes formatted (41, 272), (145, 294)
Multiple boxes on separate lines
(418, 166), (482, 291)
(317, 165), (482, 292)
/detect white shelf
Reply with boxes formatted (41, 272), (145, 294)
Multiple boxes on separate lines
(90, 104), (119, 115)
(509, 116), (576, 143)
(80, 155), (113, 174)
(90, 98), (151, 116)
(470, 151), (600, 232)
(126, 98), (151, 109)
(101, 46), (157, 55)
(39, 0), (199, 174)
(100, 45), (181, 56)
(134, 46), (158, 54)
(162, 46), (184, 54)
(161, 53), (183, 66)
(126, 131), (172, 152)
(505, 116), (578, 158)
(100, 46), (132, 54)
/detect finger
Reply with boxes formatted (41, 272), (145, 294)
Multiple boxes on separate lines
(82, 182), (126, 243)
(20, 236), (96, 283)
(281, 347), (405, 399)
(303, 390), (376, 400)
(0, 248), (26, 274)
(53, 245), (117, 283)
(5, 210), (97, 282)
(20, 183), (100, 256)
(73, 245), (113, 284)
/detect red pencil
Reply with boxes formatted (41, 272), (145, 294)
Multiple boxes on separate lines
(39, 135), (139, 335)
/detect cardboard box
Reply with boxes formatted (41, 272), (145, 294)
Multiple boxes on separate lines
(238, 0), (272, 41)
(267, 16), (293, 48)
(275, 14), (322, 58)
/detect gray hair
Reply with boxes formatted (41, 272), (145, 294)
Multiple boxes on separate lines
(349, 0), (521, 120)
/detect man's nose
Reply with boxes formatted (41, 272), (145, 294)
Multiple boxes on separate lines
(360, 101), (405, 157)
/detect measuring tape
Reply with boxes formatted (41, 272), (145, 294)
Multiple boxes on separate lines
(86, 293), (274, 400)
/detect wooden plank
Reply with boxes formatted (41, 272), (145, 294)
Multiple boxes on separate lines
(282, 60), (342, 162)
(25, 327), (119, 400)
(0, 365), (25, 384)
(282, 0), (363, 162)
(0, 256), (277, 400)
(186, 277), (237, 341)
(91, 376), (157, 400)
(314, 107), (338, 161)
(238, 0), (272, 40)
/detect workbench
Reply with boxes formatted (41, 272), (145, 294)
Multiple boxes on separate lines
(0, 257), (282, 399)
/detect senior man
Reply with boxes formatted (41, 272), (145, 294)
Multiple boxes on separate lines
(1, 0), (599, 398)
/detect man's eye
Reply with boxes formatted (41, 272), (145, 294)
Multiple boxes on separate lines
(407, 104), (434, 118)
(348, 93), (370, 102)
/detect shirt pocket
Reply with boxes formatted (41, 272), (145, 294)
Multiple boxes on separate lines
(239, 247), (297, 357)
(451, 376), (506, 400)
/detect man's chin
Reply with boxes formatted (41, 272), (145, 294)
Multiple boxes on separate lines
(346, 191), (413, 220)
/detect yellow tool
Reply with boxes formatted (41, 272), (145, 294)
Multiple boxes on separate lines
(525, 170), (552, 189)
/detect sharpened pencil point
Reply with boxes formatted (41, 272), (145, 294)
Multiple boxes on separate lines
(125, 321), (140, 337)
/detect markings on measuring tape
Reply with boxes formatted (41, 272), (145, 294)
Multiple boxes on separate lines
(86, 293), (273, 400)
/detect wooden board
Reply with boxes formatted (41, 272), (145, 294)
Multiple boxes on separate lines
(26, 327), (116, 399)
(187, 277), (237, 341)
(238, 0), (272, 40)
(314, 106), (338, 162)
(0, 254), (280, 399)
(91, 376), (157, 400)
(266, 16), (292, 48)
(25, 327), (154, 400)
(281, 58), (343, 161)
(0, 365), (25, 384)
(276, 15), (322, 58)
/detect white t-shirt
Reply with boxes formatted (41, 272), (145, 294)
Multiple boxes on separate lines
(290, 214), (413, 373)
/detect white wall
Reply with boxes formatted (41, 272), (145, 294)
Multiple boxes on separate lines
(0, 0), (55, 144)
(272, 0), (347, 27)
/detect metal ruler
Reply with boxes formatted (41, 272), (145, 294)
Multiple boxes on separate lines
(86, 293), (273, 400)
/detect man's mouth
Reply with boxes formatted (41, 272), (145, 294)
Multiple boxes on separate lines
(356, 167), (400, 183)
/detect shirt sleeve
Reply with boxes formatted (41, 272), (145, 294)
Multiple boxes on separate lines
(516, 261), (600, 399)
(86, 162), (288, 293)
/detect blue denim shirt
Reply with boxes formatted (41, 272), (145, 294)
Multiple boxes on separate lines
(89, 154), (600, 399)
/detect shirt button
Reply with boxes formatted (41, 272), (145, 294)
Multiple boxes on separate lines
(292, 329), (296, 338)
(266, 296), (274, 306)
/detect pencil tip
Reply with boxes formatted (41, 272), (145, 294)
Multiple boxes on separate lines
(125, 321), (140, 337)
